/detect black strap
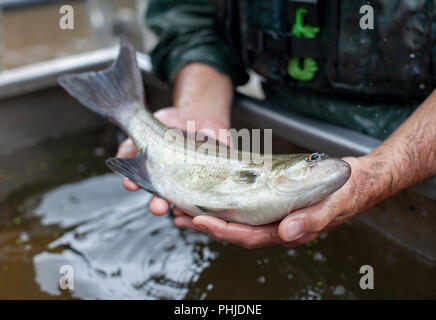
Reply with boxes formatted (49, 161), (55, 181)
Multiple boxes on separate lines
(286, 0), (320, 29)
(246, 0), (323, 60)
(247, 29), (323, 59)
(326, 0), (339, 82)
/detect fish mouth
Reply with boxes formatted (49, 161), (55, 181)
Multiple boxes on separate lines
(270, 157), (351, 197)
(312, 158), (351, 195)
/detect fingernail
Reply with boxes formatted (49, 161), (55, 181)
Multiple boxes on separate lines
(285, 221), (302, 241)
(196, 225), (208, 233)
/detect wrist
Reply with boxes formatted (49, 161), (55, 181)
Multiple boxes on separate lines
(350, 154), (398, 211)
(336, 156), (388, 216)
(173, 63), (233, 128)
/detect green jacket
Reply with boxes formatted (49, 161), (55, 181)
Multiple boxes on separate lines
(146, 0), (436, 139)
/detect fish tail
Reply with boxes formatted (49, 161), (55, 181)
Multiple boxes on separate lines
(58, 37), (147, 133)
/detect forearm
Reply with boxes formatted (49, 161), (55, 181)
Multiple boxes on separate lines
(173, 63), (234, 128)
(357, 89), (436, 209)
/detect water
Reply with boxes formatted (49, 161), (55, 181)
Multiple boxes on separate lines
(0, 130), (435, 299)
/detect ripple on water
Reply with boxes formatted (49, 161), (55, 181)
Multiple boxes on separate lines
(33, 174), (216, 299)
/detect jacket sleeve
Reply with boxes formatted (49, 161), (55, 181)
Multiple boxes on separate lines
(145, 0), (248, 86)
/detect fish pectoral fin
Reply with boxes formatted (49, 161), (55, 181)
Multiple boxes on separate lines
(105, 152), (157, 194)
(195, 205), (236, 214)
(196, 205), (218, 213)
(194, 205), (240, 222)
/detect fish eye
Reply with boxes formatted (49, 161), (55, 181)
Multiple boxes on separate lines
(307, 152), (320, 162)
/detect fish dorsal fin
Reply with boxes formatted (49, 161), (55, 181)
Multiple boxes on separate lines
(105, 151), (157, 194)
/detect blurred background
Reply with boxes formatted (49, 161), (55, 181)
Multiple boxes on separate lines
(0, 0), (154, 70)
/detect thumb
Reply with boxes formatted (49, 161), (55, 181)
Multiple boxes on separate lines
(278, 158), (357, 242)
(278, 198), (332, 242)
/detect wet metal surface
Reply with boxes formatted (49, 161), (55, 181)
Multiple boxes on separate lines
(0, 129), (435, 299)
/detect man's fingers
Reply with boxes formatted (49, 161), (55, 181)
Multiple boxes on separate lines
(278, 199), (332, 242)
(174, 215), (207, 233)
(154, 108), (188, 129)
(172, 207), (188, 217)
(116, 138), (138, 158)
(321, 213), (353, 233)
(192, 216), (282, 249)
(122, 177), (140, 191)
(116, 139), (141, 191)
(148, 197), (170, 216)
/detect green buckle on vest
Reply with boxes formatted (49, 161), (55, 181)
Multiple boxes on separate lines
(288, 8), (320, 81)
(292, 8), (320, 39)
(287, 57), (318, 82)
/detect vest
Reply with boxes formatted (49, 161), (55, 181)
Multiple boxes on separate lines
(217, 0), (436, 104)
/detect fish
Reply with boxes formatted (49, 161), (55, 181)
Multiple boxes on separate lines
(58, 38), (351, 226)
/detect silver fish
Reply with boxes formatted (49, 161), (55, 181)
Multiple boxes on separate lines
(58, 39), (351, 226)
